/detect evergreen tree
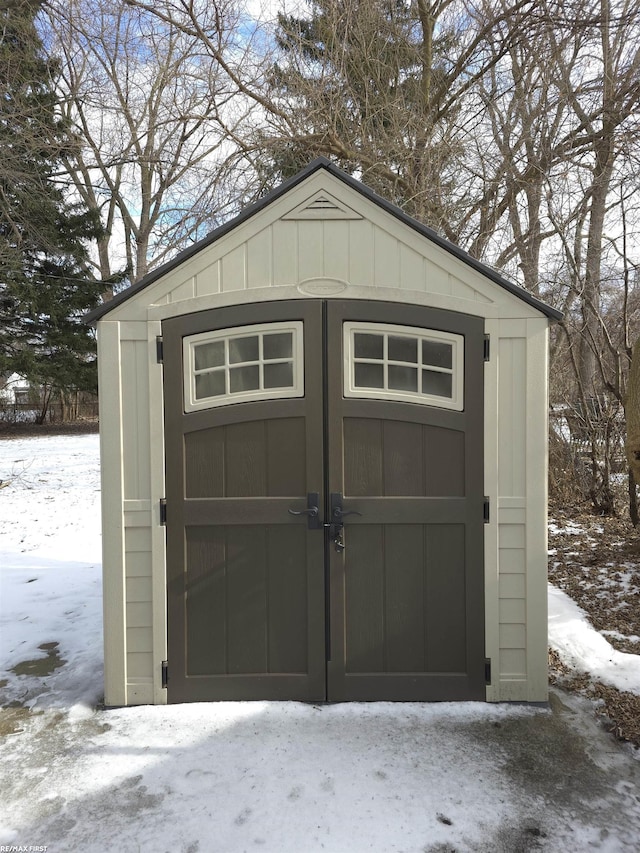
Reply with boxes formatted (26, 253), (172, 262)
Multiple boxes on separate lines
(262, 0), (468, 231)
(0, 0), (103, 409)
(259, 0), (536, 243)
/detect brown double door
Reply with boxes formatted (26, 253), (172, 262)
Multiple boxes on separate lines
(163, 300), (485, 703)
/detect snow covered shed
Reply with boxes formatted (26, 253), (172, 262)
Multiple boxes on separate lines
(88, 158), (561, 707)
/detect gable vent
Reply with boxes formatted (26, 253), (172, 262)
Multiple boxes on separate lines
(307, 195), (341, 211)
(283, 190), (363, 221)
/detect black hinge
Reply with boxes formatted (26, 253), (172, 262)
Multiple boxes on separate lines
(161, 660), (168, 688)
(483, 334), (490, 362)
(483, 497), (490, 524)
(485, 658), (492, 684)
(160, 498), (167, 525)
(156, 336), (164, 364)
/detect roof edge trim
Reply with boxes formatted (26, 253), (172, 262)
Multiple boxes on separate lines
(86, 157), (562, 324)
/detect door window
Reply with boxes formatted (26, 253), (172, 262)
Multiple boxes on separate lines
(343, 322), (464, 410)
(183, 322), (304, 411)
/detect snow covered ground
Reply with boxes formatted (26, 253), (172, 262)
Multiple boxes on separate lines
(1, 433), (640, 852)
(548, 584), (640, 695)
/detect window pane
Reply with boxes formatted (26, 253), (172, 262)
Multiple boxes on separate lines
(388, 335), (417, 364)
(354, 333), (383, 359)
(194, 340), (224, 370)
(195, 371), (225, 399)
(422, 370), (453, 398)
(354, 362), (384, 389)
(229, 335), (259, 364)
(263, 332), (293, 361)
(230, 365), (260, 393)
(422, 340), (452, 369)
(264, 361), (294, 389)
(388, 365), (418, 392)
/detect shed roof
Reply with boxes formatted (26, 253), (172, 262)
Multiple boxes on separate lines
(87, 157), (562, 324)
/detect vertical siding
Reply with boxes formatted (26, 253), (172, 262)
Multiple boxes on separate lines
(494, 320), (549, 702)
(373, 227), (400, 287)
(524, 319), (550, 700)
(247, 228), (273, 289)
(221, 244), (247, 292)
(496, 331), (528, 692)
(348, 220), (375, 285)
(159, 215), (525, 310)
(425, 265), (452, 296)
(450, 276), (485, 303)
(120, 327), (161, 703)
(498, 335), (527, 497)
(298, 221), (324, 281)
(400, 243), (425, 290)
(272, 221), (298, 285)
(99, 321), (127, 707)
(167, 278), (195, 302)
(323, 220), (350, 281)
(121, 331), (151, 501)
(195, 261), (220, 296)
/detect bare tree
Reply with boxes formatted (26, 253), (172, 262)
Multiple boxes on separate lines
(127, 0), (548, 242)
(72, 0), (640, 515)
(544, 0), (640, 512)
(451, 0), (638, 512)
(42, 0), (256, 287)
(547, 0), (640, 395)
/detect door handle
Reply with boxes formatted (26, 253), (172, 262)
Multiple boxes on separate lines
(332, 508), (362, 519)
(328, 493), (362, 553)
(288, 506), (318, 518)
(288, 492), (321, 529)
(330, 492), (362, 521)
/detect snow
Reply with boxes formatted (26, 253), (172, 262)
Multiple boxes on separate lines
(2, 433), (640, 852)
(0, 435), (103, 710)
(548, 520), (603, 537)
(548, 584), (640, 695)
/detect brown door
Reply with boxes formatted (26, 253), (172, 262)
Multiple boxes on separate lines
(163, 301), (326, 701)
(326, 301), (486, 701)
(163, 300), (485, 703)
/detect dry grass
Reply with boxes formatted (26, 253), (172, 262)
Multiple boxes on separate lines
(0, 420), (99, 437)
(548, 501), (640, 747)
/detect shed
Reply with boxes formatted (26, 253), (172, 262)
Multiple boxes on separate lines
(89, 158), (561, 706)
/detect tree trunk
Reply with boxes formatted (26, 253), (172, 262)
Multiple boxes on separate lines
(625, 336), (640, 486)
(36, 386), (52, 425)
(629, 469), (639, 527)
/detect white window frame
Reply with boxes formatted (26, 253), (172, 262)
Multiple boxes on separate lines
(183, 321), (304, 412)
(343, 322), (464, 411)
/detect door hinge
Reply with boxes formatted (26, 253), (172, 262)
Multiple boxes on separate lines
(160, 498), (167, 525)
(483, 497), (490, 524)
(483, 334), (490, 362)
(485, 658), (492, 684)
(161, 660), (168, 689)
(156, 335), (164, 364)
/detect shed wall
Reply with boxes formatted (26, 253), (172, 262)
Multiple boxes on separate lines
(152, 218), (488, 305)
(103, 171), (541, 325)
(485, 318), (549, 701)
(99, 320), (166, 706)
(99, 309), (549, 706)
(98, 169), (549, 706)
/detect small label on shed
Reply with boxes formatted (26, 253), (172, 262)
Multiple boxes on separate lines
(298, 278), (348, 295)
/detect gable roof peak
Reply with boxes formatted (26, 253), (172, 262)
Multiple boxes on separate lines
(86, 158), (562, 323)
